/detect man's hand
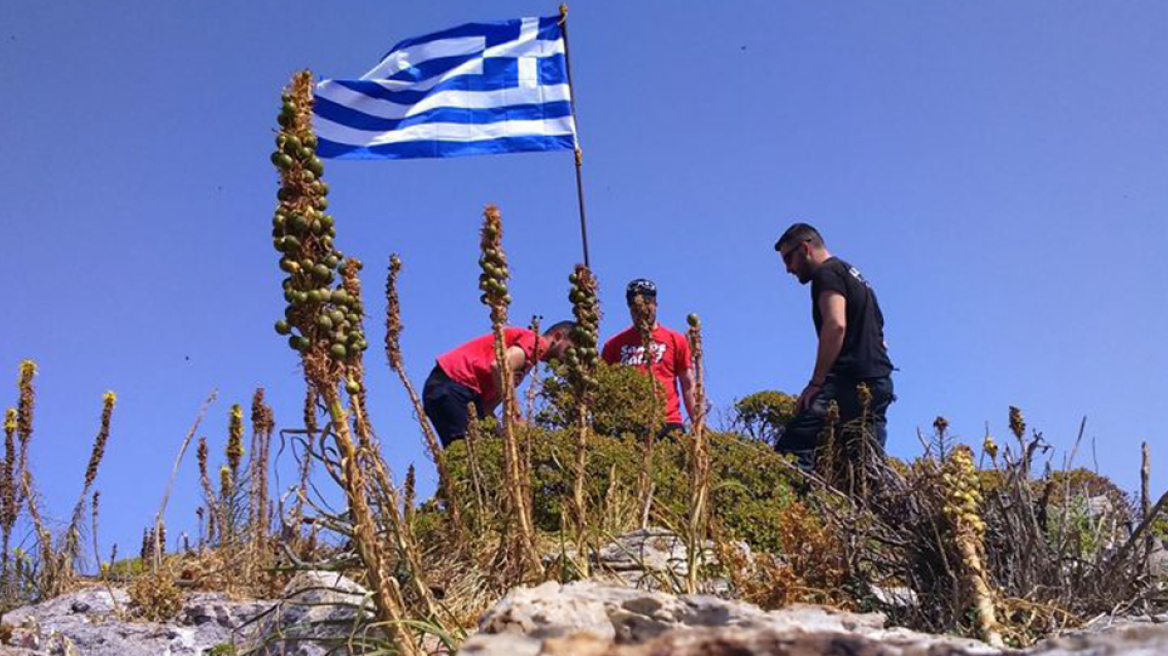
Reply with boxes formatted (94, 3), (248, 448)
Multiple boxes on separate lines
(797, 381), (822, 412)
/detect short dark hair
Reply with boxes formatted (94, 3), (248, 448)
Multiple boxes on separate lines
(543, 320), (576, 336)
(774, 223), (824, 252)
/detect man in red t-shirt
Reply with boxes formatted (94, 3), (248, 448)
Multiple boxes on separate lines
(423, 321), (574, 447)
(601, 279), (696, 436)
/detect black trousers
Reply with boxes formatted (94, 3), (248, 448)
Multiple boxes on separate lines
(422, 366), (485, 447)
(775, 375), (894, 472)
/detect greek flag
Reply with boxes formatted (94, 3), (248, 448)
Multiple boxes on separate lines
(313, 16), (577, 160)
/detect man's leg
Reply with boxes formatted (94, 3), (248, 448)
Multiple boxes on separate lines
(422, 366), (476, 447)
(835, 377), (894, 456)
(866, 376), (894, 449)
(775, 379), (842, 472)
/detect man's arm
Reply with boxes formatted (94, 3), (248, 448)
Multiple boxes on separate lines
(487, 345), (530, 414)
(799, 290), (846, 410)
(679, 366), (698, 423)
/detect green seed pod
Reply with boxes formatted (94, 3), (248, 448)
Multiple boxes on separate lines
(289, 335), (307, 351)
(275, 320), (291, 335)
(315, 197), (328, 210)
(345, 379), (361, 394)
(279, 259), (298, 273)
(277, 187), (296, 202)
(330, 344), (347, 358)
(311, 219), (323, 235)
(316, 315), (333, 330)
(282, 236), (301, 252)
(273, 214), (287, 230)
(324, 255), (338, 268)
(297, 146), (313, 161)
(281, 101), (296, 115)
(283, 289), (296, 302)
(277, 113), (291, 128)
(294, 291), (309, 303)
(319, 181), (329, 196)
(321, 214), (334, 228)
(687, 313), (700, 328)
(284, 135), (302, 152)
(289, 213), (309, 233)
(308, 158), (324, 176)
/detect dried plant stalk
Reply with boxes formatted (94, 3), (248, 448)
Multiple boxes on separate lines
(15, 361), (36, 508)
(64, 391), (117, 569)
(566, 265), (600, 568)
(2, 408), (17, 588)
(248, 388), (274, 550)
(385, 253), (466, 544)
(91, 490), (121, 615)
(632, 296), (659, 529)
(479, 204), (540, 576)
(942, 445), (1003, 647)
(464, 405), (487, 521)
(269, 70), (418, 655)
(685, 314), (710, 593)
(21, 471), (53, 592)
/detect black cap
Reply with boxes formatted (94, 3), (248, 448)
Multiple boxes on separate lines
(625, 278), (657, 304)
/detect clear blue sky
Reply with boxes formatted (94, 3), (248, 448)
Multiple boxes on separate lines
(2, 1), (1166, 561)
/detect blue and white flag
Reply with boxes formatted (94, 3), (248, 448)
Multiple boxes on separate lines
(313, 16), (577, 160)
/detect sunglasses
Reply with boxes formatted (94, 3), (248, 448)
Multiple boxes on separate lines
(780, 239), (810, 265)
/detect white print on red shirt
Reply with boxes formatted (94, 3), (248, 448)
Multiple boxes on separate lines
(618, 342), (666, 367)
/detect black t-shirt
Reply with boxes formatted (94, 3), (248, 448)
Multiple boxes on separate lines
(810, 257), (893, 380)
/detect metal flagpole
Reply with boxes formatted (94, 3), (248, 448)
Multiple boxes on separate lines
(559, 4), (591, 268)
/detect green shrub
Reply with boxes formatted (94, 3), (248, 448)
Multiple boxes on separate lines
(537, 362), (663, 438)
(729, 391), (797, 445)
(441, 426), (800, 554)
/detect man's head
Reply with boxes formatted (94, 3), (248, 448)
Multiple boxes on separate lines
(541, 320), (576, 361)
(625, 279), (658, 327)
(775, 223), (828, 284)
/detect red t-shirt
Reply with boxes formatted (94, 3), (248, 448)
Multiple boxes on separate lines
(601, 325), (691, 424)
(437, 327), (545, 407)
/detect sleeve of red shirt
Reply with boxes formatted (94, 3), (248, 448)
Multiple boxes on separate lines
(511, 329), (542, 363)
(674, 331), (692, 373)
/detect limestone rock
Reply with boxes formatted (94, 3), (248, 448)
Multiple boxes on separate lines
(467, 580), (995, 656)
(563, 528), (731, 593)
(1, 584), (269, 656)
(1028, 623), (1168, 655)
(240, 570), (374, 656)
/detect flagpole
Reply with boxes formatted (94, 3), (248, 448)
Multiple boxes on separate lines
(560, 4), (591, 268)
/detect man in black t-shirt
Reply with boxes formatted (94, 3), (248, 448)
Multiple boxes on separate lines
(773, 223), (895, 471)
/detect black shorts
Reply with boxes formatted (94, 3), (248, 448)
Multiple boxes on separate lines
(422, 366), (485, 447)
